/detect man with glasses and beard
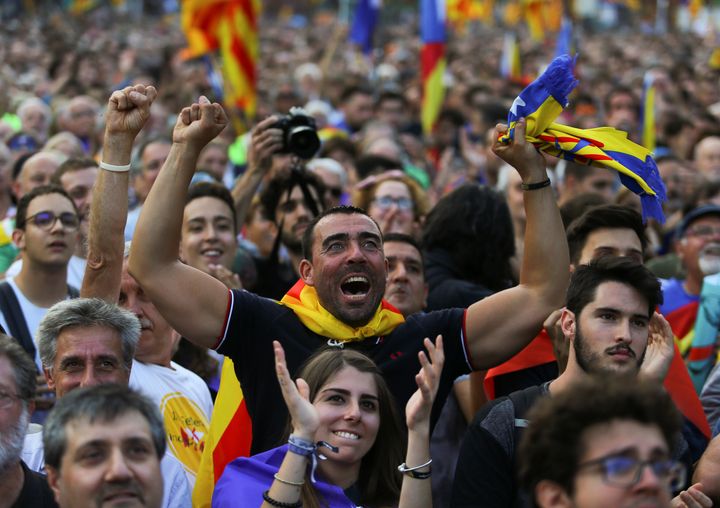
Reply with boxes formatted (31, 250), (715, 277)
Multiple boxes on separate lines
(451, 258), (705, 508)
(0, 334), (57, 507)
(518, 377), (697, 508)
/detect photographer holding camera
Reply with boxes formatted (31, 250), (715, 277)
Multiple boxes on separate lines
(231, 109), (327, 299)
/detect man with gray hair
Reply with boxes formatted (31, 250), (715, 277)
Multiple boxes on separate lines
(43, 384), (164, 508)
(0, 333), (57, 506)
(22, 297), (191, 508)
(17, 97), (52, 144)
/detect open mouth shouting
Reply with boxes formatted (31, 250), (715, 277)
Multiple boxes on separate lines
(340, 275), (371, 302)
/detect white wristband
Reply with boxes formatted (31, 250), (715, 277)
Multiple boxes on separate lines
(99, 161), (131, 173)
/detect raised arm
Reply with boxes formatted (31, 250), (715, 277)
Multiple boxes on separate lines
(81, 85), (156, 301)
(231, 116), (282, 227)
(127, 97), (230, 348)
(399, 336), (444, 508)
(465, 118), (570, 368)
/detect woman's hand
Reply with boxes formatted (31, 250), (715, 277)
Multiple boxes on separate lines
(273, 340), (319, 441)
(406, 335), (445, 432)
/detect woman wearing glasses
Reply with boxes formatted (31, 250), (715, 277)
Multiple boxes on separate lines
(352, 171), (429, 239)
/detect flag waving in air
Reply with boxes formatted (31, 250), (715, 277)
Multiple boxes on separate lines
(181, 0), (260, 118)
(420, 0), (447, 135)
(349, 0), (382, 55)
(500, 54), (667, 223)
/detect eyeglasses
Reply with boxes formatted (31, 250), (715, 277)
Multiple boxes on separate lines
(372, 196), (413, 211)
(25, 211), (80, 231)
(0, 390), (23, 409)
(685, 225), (720, 239)
(577, 453), (686, 490)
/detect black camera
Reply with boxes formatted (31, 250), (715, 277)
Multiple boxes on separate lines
(272, 107), (321, 159)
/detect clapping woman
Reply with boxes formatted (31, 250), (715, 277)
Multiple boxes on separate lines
(213, 336), (443, 508)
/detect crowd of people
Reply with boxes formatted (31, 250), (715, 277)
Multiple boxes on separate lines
(3, 2), (720, 507)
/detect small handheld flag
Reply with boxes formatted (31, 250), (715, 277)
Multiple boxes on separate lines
(500, 55), (667, 223)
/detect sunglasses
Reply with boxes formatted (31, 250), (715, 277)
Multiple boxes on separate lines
(25, 211), (80, 231)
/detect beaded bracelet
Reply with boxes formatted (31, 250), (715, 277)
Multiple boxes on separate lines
(262, 490), (302, 508)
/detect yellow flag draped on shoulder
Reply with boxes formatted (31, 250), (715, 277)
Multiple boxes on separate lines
(279, 280), (405, 341)
(499, 55), (667, 223)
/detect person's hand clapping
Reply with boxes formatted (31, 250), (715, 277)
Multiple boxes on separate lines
(274, 340), (319, 441)
(405, 335), (444, 433)
(173, 96), (228, 152)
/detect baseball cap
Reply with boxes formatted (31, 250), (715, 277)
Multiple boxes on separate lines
(677, 204), (720, 237)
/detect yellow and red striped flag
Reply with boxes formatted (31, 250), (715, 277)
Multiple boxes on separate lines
(421, 0), (447, 136)
(192, 358), (253, 508)
(447, 0), (494, 29)
(641, 72), (656, 153)
(181, 0), (260, 117)
(523, 0), (545, 42)
(64, 0), (98, 14)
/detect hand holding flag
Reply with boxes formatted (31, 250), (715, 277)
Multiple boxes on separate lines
(500, 54), (667, 223)
(493, 117), (547, 184)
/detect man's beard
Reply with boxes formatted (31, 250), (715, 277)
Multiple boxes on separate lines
(0, 407), (29, 472)
(574, 322), (644, 375)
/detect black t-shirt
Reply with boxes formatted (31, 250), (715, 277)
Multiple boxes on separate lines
(13, 461), (58, 508)
(451, 385), (546, 508)
(217, 289), (472, 454)
(250, 256), (298, 301)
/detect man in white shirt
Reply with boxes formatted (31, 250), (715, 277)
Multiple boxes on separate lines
(24, 297), (191, 508)
(0, 185), (79, 372)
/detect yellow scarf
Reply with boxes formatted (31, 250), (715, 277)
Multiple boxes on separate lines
(279, 280), (405, 343)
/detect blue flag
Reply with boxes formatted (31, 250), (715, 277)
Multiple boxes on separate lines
(349, 0), (381, 55)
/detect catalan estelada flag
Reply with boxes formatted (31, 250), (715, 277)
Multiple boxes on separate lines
(64, 0), (97, 13)
(554, 17), (573, 58)
(500, 54), (667, 223)
(500, 32), (522, 83)
(447, 0), (494, 29)
(684, 273), (720, 393)
(349, 0), (382, 55)
(181, 0), (260, 117)
(192, 358), (253, 508)
(710, 48), (720, 70)
(641, 72), (656, 153)
(663, 302), (712, 439)
(523, 0), (545, 42)
(421, 0), (447, 136)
